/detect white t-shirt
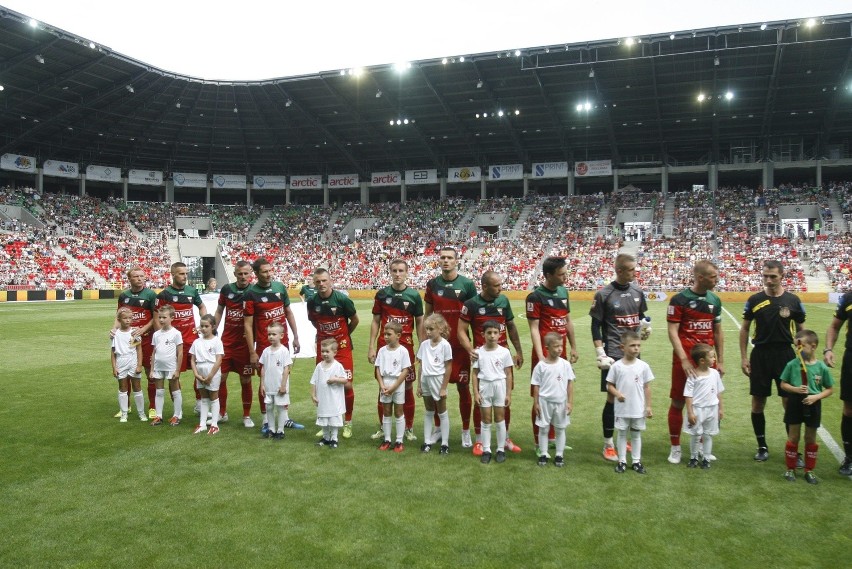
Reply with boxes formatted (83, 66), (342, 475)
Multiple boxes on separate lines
(310, 360), (347, 418)
(259, 345), (293, 394)
(111, 329), (139, 370)
(375, 344), (412, 381)
(605, 358), (654, 418)
(531, 358), (575, 402)
(417, 338), (453, 376)
(189, 336), (225, 378)
(473, 345), (513, 382)
(683, 368), (724, 407)
(151, 327), (183, 373)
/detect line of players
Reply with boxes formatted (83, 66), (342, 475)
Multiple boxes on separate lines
(111, 252), (852, 477)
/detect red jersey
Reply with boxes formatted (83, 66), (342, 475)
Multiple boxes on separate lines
(424, 274), (477, 349)
(307, 290), (357, 351)
(155, 285), (203, 347)
(372, 286), (423, 349)
(243, 281), (291, 350)
(117, 287), (157, 345)
(218, 282), (250, 351)
(667, 288), (723, 353)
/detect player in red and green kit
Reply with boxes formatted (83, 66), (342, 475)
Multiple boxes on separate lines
(368, 259), (424, 441)
(527, 256), (578, 452)
(243, 258), (301, 435)
(425, 246), (478, 448)
(667, 259), (724, 464)
(459, 270), (524, 455)
(308, 267), (359, 436)
(114, 265), (158, 418)
(214, 260), (255, 428)
(153, 262), (207, 418)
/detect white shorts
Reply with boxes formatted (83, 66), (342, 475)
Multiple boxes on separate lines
(421, 374), (445, 401)
(535, 398), (569, 429)
(478, 380), (506, 408)
(116, 361), (141, 380)
(264, 392), (290, 407)
(614, 416), (646, 431)
(151, 368), (177, 380)
(316, 415), (344, 428)
(380, 378), (405, 404)
(683, 405), (720, 436)
(196, 373), (221, 391)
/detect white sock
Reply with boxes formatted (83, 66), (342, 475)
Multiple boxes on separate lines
(133, 391), (145, 415)
(690, 435), (701, 459)
(323, 426), (331, 440)
(210, 399), (220, 427)
(616, 430), (628, 462)
(171, 390), (183, 419)
(118, 391), (128, 413)
(199, 398), (210, 426)
(383, 416), (392, 442)
(277, 406), (287, 433)
(265, 409), (274, 431)
(330, 427), (338, 441)
(496, 420), (506, 452)
(702, 434), (713, 457)
(631, 430), (642, 462)
(395, 416), (405, 443)
(155, 388), (165, 418)
(538, 429), (549, 457)
(555, 427), (566, 457)
(280, 407), (290, 424)
(424, 410), (435, 443)
(605, 436), (615, 447)
(439, 411), (450, 446)
(481, 422), (492, 453)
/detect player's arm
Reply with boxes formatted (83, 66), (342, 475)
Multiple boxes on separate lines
(414, 314), (425, 346)
(713, 321), (725, 376)
(134, 342), (143, 374)
(173, 339), (183, 380)
(284, 305), (300, 354)
(347, 312), (359, 335)
(244, 314), (257, 365)
(415, 356), (424, 397)
(824, 316), (842, 367)
(213, 304), (225, 329)
(507, 320), (524, 369)
(739, 318), (753, 376)
(565, 313), (578, 363)
(440, 358), (452, 398)
(424, 300), (433, 317)
(668, 320), (696, 379)
(368, 314), (381, 363)
(529, 317), (544, 363)
(504, 365), (513, 407)
(458, 317), (476, 360)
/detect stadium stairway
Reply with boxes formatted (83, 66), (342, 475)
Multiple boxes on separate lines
(618, 239), (642, 258)
(828, 196), (846, 231)
(804, 264), (832, 292)
(167, 238), (181, 264)
(246, 209), (272, 242)
(509, 203), (535, 239)
(663, 195), (675, 236)
(53, 245), (108, 288)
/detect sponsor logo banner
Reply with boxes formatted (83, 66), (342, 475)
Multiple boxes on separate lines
(173, 172), (207, 188)
(328, 174), (359, 189)
(488, 164), (523, 180)
(290, 175), (322, 190)
(86, 165), (121, 183)
(447, 166), (481, 183)
(532, 161), (568, 179)
(212, 174), (247, 189)
(404, 169), (437, 185)
(128, 169), (163, 186)
(253, 175), (287, 190)
(574, 159), (612, 177)
(1, 153), (36, 173)
(43, 159), (80, 179)
(371, 171), (400, 187)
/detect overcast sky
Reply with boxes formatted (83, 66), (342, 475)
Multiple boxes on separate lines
(2, 1), (849, 80)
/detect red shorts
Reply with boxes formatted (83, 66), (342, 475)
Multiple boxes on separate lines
(316, 347), (354, 382)
(221, 343), (253, 377)
(449, 349), (471, 385)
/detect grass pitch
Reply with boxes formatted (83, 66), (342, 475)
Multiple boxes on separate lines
(0, 298), (848, 568)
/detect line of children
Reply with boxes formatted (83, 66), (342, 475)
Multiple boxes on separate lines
(189, 314), (225, 435)
(111, 307), (146, 422)
(472, 320), (515, 464)
(311, 338), (350, 448)
(258, 322), (293, 440)
(780, 329), (834, 484)
(683, 343), (724, 469)
(374, 321), (412, 452)
(416, 313), (454, 454)
(531, 332), (575, 467)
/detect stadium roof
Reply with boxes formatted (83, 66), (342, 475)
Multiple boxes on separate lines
(1, 7), (851, 180)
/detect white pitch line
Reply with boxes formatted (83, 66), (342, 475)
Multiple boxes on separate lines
(721, 305), (848, 474)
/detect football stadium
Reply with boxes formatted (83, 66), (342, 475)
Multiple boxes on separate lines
(0, 4), (850, 567)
